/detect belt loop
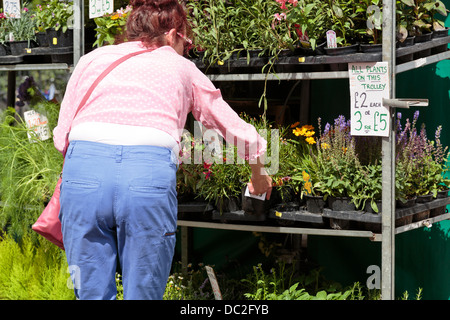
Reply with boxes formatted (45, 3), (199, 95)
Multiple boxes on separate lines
(67, 142), (75, 159)
(115, 146), (123, 163)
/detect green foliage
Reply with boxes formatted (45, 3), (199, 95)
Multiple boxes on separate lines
(0, 235), (75, 300)
(93, 6), (131, 47)
(5, 5), (36, 42)
(241, 262), (370, 300)
(34, 0), (73, 33)
(0, 101), (63, 240)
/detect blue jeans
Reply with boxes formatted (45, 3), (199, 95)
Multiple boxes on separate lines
(59, 141), (178, 300)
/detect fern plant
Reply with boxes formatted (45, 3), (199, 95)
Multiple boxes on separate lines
(0, 235), (75, 300)
(0, 100), (63, 240)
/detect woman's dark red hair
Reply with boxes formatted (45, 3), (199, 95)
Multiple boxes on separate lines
(126, 0), (190, 48)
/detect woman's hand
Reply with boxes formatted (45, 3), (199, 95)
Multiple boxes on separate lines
(248, 156), (272, 200)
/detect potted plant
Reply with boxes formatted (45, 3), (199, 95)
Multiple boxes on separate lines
(38, 0), (74, 48)
(33, 3), (49, 46)
(5, 6), (37, 55)
(93, 5), (132, 47)
(283, 0), (330, 52)
(0, 10), (9, 55)
(423, 0), (448, 36)
(356, 0), (383, 52)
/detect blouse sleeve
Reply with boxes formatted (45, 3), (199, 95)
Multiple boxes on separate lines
(190, 68), (267, 162)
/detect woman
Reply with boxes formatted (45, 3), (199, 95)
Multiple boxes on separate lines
(54, 0), (272, 300)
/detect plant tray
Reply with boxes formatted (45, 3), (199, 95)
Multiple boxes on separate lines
(268, 208), (324, 224)
(192, 36), (450, 74)
(178, 202), (214, 213)
(178, 202), (214, 221)
(0, 46), (73, 65)
(212, 210), (267, 222)
(322, 197), (450, 224)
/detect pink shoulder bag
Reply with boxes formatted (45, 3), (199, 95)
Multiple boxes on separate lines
(32, 49), (152, 250)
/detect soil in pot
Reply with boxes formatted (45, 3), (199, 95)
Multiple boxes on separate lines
(305, 195), (325, 214)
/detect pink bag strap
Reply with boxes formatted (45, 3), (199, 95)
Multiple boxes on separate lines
(62, 48), (153, 156)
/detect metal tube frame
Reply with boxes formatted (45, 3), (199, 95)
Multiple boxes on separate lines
(381, 0), (396, 300)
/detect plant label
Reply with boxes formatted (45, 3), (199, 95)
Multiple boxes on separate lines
(349, 62), (390, 137)
(89, 0), (113, 19)
(3, 0), (20, 18)
(205, 266), (222, 300)
(326, 30), (337, 48)
(244, 186), (266, 201)
(23, 110), (51, 142)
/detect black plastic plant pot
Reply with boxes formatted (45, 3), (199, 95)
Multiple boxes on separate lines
(324, 43), (359, 56)
(241, 186), (271, 216)
(305, 195), (325, 214)
(396, 196), (417, 208)
(46, 28), (73, 48)
(397, 36), (415, 48)
(363, 200), (382, 214)
(0, 44), (9, 56)
(360, 43), (382, 53)
(36, 32), (49, 47)
(327, 196), (356, 211)
(432, 28), (450, 39)
(416, 193), (433, 203)
(9, 40), (33, 56)
(414, 32), (432, 43)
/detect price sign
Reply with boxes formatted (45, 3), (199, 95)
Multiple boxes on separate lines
(89, 0), (113, 19)
(23, 110), (51, 142)
(3, 0), (21, 17)
(349, 62), (390, 137)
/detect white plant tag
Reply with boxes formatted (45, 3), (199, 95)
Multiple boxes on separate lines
(23, 110), (51, 142)
(326, 30), (337, 48)
(244, 185), (266, 201)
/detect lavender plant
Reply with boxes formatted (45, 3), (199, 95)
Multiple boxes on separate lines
(395, 111), (449, 199)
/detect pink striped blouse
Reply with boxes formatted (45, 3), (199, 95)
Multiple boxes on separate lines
(53, 41), (267, 161)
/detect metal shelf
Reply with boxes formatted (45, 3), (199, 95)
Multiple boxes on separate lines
(0, 63), (71, 72)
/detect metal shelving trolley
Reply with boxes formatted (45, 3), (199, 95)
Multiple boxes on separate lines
(177, 0), (450, 300)
(2, 0), (448, 301)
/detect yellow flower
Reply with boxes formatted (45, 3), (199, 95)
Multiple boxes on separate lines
(304, 130), (315, 137)
(305, 137), (316, 144)
(302, 170), (310, 182)
(110, 13), (120, 20)
(293, 127), (303, 136)
(304, 181), (312, 194)
(321, 142), (330, 149)
(301, 124), (314, 131)
(217, 60), (224, 65)
(290, 121), (300, 128)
